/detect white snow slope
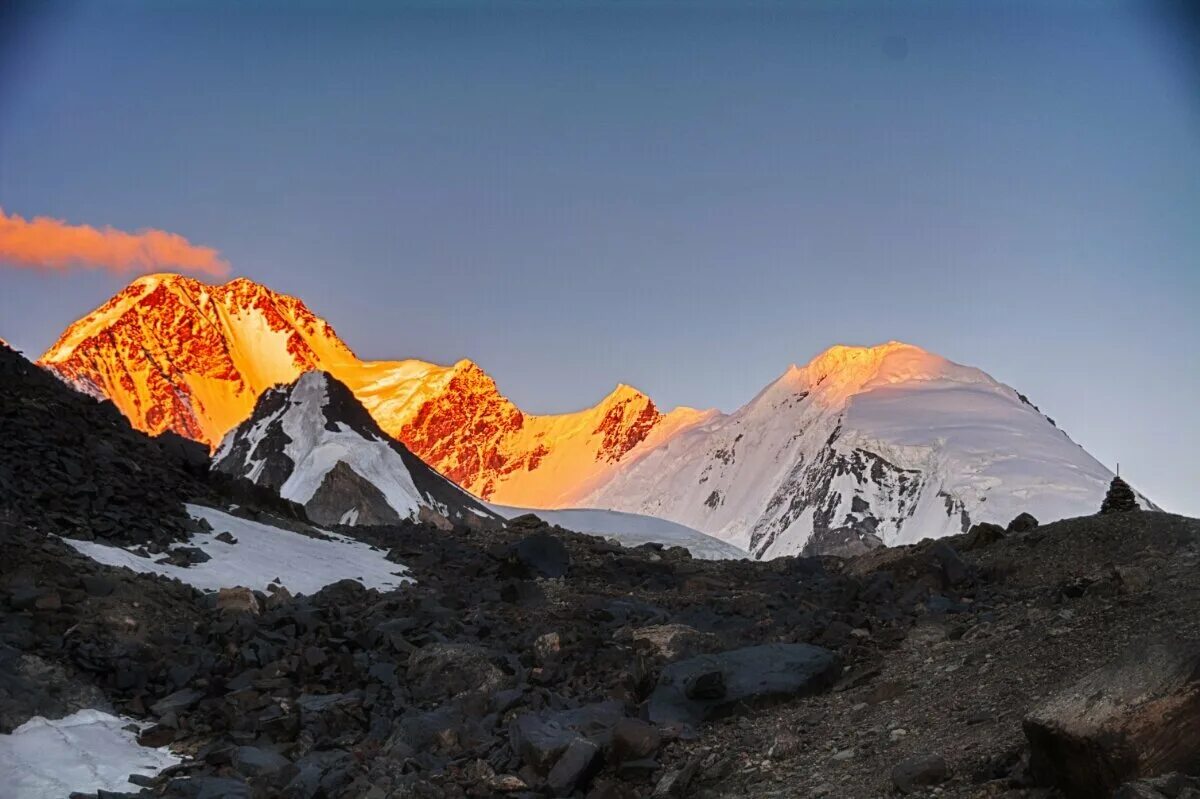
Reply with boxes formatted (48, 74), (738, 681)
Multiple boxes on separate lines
(487, 504), (746, 560)
(585, 342), (1136, 559)
(65, 504), (411, 594)
(0, 710), (180, 799)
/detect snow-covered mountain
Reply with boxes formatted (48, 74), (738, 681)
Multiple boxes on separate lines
(583, 342), (1146, 558)
(40, 274), (711, 505)
(212, 370), (502, 529)
(38, 274), (1142, 559)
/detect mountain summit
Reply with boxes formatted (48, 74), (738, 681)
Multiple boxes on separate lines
(41, 273), (356, 443)
(212, 370), (501, 529)
(37, 274), (1142, 557)
(585, 341), (1147, 557)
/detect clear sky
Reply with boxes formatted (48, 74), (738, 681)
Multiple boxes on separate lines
(1, 1), (1197, 514)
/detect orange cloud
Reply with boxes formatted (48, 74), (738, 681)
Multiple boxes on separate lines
(0, 208), (230, 277)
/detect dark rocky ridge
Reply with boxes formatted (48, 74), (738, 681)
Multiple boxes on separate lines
(2, 342), (1199, 798)
(0, 342), (207, 546)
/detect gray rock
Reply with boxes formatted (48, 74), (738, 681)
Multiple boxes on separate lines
(630, 624), (719, 663)
(406, 643), (508, 701)
(1007, 512), (1039, 532)
(647, 643), (841, 726)
(232, 746), (291, 779)
(610, 717), (661, 762)
(513, 533), (569, 578)
(193, 777), (252, 799)
(150, 688), (203, 717)
(891, 753), (949, 794)
(510, 701), (624, 771)
(546, 738), (601, 796)
(1114, 773), (1200, 799)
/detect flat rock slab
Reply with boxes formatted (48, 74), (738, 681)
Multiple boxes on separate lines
(1024, 642), (1200, 798)
(647, 643), (841, 726)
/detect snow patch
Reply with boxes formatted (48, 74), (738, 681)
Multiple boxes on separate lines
(0, 709), (180, 799)
(64, 504), (411, 594)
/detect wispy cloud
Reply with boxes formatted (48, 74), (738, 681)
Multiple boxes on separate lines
(0, 208), (230, 277)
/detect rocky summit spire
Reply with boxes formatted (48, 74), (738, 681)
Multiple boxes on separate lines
(1100, 475), (1139, 514)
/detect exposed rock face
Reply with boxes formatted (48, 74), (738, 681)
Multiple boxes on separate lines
(1024, 642), (1200, 797)
(308, 461), (402, 527)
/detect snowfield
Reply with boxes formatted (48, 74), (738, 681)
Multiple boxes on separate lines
(488, 504), (746, 560)
(0, 710), (180, 799)
(64, 504), (411, 594)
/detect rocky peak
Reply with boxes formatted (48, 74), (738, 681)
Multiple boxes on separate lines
(213, 369), (501, 529)
(592, 384), (662, 464)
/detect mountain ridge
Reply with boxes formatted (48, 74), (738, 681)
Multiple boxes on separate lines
(34, 273), (1145, 557)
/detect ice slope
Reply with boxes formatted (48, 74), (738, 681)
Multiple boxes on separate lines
(65, 504), (411, 593)
(840, 376), (1117, 544)
(0, 710), (180, 799)
(584, 342), (1131, 558)
(487, 504), (746, 560)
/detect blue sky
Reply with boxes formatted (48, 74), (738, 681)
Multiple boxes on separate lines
(1, 1), (1197, 514)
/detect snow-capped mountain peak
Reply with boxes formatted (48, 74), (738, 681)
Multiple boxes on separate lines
(41, 274), (357, 442)
(583, 341), (1143, 558)
(213, 370), (501, 529)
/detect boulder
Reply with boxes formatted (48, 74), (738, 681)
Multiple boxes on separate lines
(647, 643), (841, 726)
(232, 746), (291, 779)
(629, 624), (720, 663)
(610, 718), (661, 762)
(510, 701), (624, 771)
(929, 542), (969, 587)
(1024, 642), (1200, 798)
(216, 586), (260, 615)
(513, 532), (570, 578)
(1007, 512), (1040, 533)
(959, 522), (1006, 551)
(406, 643), (508, 702)
(546, 738), (601, 796)
(892, 753), (949, 794)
